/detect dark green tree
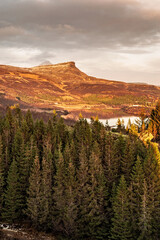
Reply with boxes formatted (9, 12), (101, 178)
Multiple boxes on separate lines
(121, 139), (134, 183)
(26, 154), (42, 227)
(2, 159), (21, 222)
(81, 142), (108, 239)
(0, 136), (4, 215)
(143, 145), (160, 238)
(110, 175), (132, 240)
(39, 151), (53, 229)
(113, 134), (126, 182)
(53, 148), (78, 237)
(129, 156), (144, 238)
(104, 133), (118, 191)
(138, 179), (152, 240)
(77, 145), (90, 238)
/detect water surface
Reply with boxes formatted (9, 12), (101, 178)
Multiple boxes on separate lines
(87, 116), (138, 127)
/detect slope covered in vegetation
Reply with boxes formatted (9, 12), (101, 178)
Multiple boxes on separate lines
(0, 62), (159, 119)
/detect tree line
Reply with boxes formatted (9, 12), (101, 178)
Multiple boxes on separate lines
(0, 106), (160, 239)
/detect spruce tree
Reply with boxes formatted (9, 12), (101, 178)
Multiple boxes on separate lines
(129, 156), (144, 238)
(34, 119), (45, 163)
(143, 145), (160, 238)
(121, 139), (134, 183)
(63, 158), (78, 236)
(2, 159), (21, 222)
(0, 136), (4, 216)
(116, 118), (122, 132)
(77, 145), (90, 238)
(26, 154), (42, 227)
(53, 149), (78, 237)
(104, 133), (117, 190)
(21, 119), (30, 144)
(25, 110), (34, 136)
(39, 151), (53, 229)
(73, 118), (92, 162)
(113, 134), (126, 182)
(18, 144), (32, 217)
(110, 175), (132, 240)
(138, 179), (152, 240)
(52, 149), (66, 233)
(81, 142), (108, 239)
(91, 117), (105, 146)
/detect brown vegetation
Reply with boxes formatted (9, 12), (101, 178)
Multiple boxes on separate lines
(0, 62), (159, 119)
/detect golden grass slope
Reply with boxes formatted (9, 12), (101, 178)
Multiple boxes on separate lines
(0, 61), (159, 118)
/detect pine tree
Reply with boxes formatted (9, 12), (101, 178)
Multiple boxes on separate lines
(0, 136), (4, 216)
(21, 119), (30, 144)
(116, 118), (122, 132)
(53, 149), (78, 237)
(45, 119), (54, 150)
(12, 128), (24, 163)
(104, 133), (117, 191)
(73, 118), (92, 163)
(56, 117), (68, 150)
(121, 139), (134, 183)
(25, 110), (34, 136)
(132, 136), (147, 161)
(52, 149), (66, 233)
(34, 119), (45, 163)
(77, 145), (90, 238)
(143, 145), (160, 238)
(79, 142), (108, 239)
(126, 118), (131, 132)
(150, 101), (160, 140)
(138, 179), (152, 240)
(18, 144), (33, 217)
(110, 175), (132, 240)
(99, 127), (107, 163)
(129, 156), (144, 238)
(129, 124), (138, 136)
(12, 129), (31, 218)
(39, 151), (53, 229)
(26, 154), (42, 227)
(113, 134), (126, 182)
(13, 105), (23, 129)
(2, 159), (21, 222)
(91, 117), (105, 144)
(4, 108), (15, 168)
(63, 158), (78, 236)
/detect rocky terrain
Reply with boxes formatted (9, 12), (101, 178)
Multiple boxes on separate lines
(0, 61), (159, 120)
(0, 224), (56, 240)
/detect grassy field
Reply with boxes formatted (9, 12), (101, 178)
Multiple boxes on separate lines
(83, 94), (153, 106)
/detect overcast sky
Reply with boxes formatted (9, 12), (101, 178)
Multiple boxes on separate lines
(0, 0), (160, 85)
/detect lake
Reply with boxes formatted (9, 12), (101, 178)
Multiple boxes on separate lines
(87, 116), (138, 128)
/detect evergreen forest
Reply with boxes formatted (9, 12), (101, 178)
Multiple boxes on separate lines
(0, 104), (160, 240)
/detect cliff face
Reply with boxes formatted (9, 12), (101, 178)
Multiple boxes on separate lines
(0, 61), (159, 118)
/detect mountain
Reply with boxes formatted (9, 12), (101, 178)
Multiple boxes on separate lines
(39, 60), (53, 66)
(0, 61), (159, 120)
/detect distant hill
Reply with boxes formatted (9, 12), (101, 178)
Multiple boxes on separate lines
(39, 60), (53, 66)
(0, 61), (159, 119)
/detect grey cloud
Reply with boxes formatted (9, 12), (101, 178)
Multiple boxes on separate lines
(0, 0), (160, 51)
(29, 50), (56, 63)
(0, 26), (25, 38)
